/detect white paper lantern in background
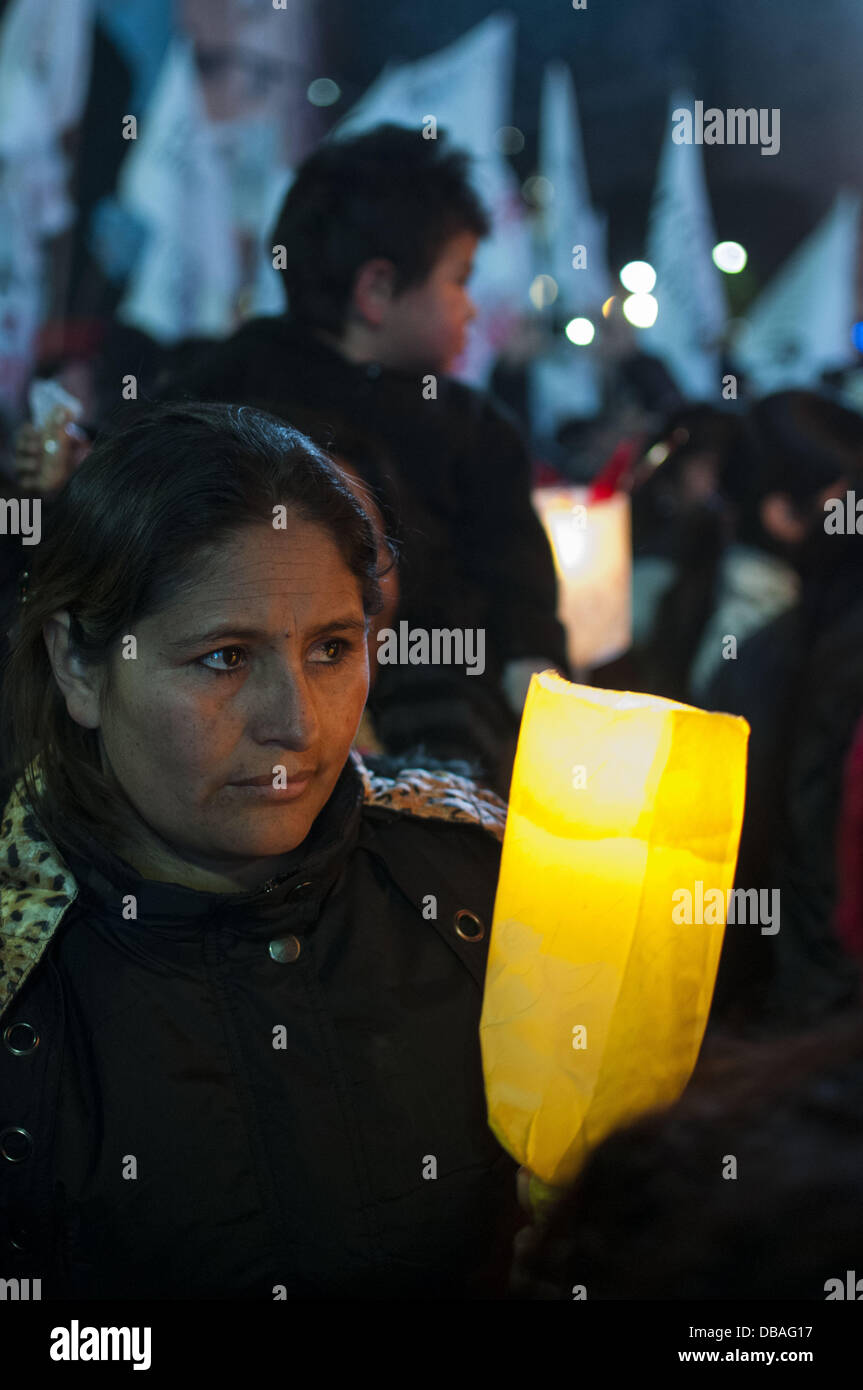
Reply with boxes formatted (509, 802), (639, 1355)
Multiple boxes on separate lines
(532, 486), (632, 674)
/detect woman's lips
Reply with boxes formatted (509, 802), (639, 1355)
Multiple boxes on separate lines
(233, 772), (313, 786)
(228, 771), (314, 800)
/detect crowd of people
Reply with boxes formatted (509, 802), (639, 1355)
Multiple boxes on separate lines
(1, 122), (862, 1302)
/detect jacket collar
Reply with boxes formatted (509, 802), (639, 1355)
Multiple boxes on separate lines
(60, 754), (364, 935)
(245, 314), (424, 388)
(0, 782), (78, 1023)
(0, 750), (506, 1019)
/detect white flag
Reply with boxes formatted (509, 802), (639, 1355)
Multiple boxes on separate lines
(0, 0), (93, 238)
(539, 61), (611, 315)
(334, 13), (532, 387)
(0, 176), (42, 415)
(242, 161), (292, 320)
(734, 191), (861, 396)
(640, 92), (727, 400)
(209, 118), (291, 320)
(529, 61), (609, 436)
(117, 39), (240, 345)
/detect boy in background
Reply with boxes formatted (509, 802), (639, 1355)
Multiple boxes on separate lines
(160, 124), (567, 795)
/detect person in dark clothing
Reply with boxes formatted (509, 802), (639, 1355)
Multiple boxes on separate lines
(0, 402), (523, 1300)
(705, 392), (863, 1030)
(509, 1011), (863, 1299)
(835, 710), (863, 969)
(156, 124), (569, 797)
(629, 405), (746, 703)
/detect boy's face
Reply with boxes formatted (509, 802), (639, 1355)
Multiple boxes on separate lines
(379, 231), (479, 374)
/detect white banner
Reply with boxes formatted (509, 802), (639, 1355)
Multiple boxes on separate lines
(0, 0), (93, 237)
(116, 39), (240, 344)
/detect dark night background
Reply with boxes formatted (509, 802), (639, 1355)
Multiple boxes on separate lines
(4, 0), (862, 320)
(330, 0), (863, 302)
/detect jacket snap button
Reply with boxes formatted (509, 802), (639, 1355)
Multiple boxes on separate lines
(9, 1221), (28, 1252)
(0, 1127), (33, 1163)
(269, 935), (302, 963)
(453, 909), (485, 942)
(3, 1023), (39, 1056)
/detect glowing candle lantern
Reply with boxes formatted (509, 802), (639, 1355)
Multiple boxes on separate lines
(480, 671), (749, 1189)
(532, 486), (631, 673)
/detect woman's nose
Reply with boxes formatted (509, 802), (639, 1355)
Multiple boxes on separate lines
(249, 664), (319, 749)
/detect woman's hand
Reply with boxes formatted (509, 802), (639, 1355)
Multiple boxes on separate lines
(516, 1164), (534, 1215)
(510, 1165), (569, 1298)
(14, 408), (91, 495)
(13, 423), (44, 493)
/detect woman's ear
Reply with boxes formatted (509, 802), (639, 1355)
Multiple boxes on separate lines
(42, 611), (103, 730)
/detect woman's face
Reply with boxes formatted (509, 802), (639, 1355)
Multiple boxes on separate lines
(91, 517), (369, 889)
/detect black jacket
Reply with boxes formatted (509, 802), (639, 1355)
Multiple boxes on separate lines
(0, 753), (522, 1299)
(707, 562), (863, 1028)
(156, 316), (568, 788)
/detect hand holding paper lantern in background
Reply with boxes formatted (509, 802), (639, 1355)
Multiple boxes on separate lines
(480, 671), (749, 1193)
(16, 381), (90, 495)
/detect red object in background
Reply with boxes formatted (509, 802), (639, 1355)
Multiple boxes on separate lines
(835, 712), (863, 961)
(531, 457), (570, 488)
(587, 438), (640, 502)
(36, 319), (106, 364)
(532, 436), (642, 495)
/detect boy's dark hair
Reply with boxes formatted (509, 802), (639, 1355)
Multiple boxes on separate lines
(271, 123), (491, 336)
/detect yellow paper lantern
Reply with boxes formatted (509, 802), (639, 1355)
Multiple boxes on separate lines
(480, 671), (749, 1189)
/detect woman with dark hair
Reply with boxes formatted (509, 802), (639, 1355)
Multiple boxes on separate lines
(0, 401), (520, 1300)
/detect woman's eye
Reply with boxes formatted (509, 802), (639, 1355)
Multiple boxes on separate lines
(310, 638), (350, 664)
(198, 646), (247, 673)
